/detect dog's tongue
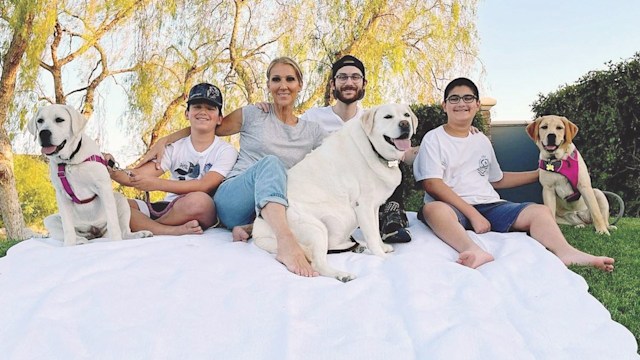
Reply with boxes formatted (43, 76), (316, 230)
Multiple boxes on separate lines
(393, 139), (411, 151)
(41, 146), (58, 155)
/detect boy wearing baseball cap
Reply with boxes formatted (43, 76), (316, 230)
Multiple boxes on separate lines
(110, 82), (238, 235)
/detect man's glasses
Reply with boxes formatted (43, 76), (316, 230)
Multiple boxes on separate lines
(335, 74), (364, 82)
(446, 94), (477, 104)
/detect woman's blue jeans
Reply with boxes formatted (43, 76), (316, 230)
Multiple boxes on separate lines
(213, 155), (288, 228)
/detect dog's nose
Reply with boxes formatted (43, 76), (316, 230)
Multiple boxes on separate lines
(547, 133), (556, 145)
(39, 130), (53, 146)
(397, 120), (411, 139)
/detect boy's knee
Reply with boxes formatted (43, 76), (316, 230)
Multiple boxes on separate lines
(423, 201), (456, 220)
(529, 204), (553, 218)
(177, 192), (214, 217)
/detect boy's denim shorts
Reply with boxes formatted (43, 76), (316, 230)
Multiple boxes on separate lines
(418, 201), (533, 233)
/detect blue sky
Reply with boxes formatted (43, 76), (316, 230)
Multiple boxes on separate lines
(476, 0), (640, 121)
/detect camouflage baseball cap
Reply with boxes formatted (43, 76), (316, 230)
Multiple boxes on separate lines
(187, 83), (223, 109)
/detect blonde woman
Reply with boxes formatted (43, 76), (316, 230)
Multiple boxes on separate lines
(141, 57), (327, 277)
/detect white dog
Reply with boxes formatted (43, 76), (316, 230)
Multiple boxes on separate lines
(526, 115), (614, 235)
(252, 104), (418, 282)
(27, 104), (153, 245)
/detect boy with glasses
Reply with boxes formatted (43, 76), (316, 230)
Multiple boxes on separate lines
(301, 55), (414, 244)
(413, 77), (615, 272)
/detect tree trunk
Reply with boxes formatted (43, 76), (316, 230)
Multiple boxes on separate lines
(0, 12), (35, 241)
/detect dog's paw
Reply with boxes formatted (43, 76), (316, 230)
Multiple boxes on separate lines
(595, 228), (611, 236)
(335, 272), (357, 283)
(608, 225), (618, 231)
(574, 224), (586, 229)
(382, 243), (394, 253)
(127, 230), (153, 239)
(352, 244), (367, 253)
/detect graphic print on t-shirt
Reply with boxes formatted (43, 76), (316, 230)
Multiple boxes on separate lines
(477, 155), (489, 177)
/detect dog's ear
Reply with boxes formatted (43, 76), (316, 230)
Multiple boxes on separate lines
(26, 108), (42, 138)
(361, 106), (377, 135)
(563, 117), (578, 143)
(65, 105), (88, 136)
(526, 118), (541, 140)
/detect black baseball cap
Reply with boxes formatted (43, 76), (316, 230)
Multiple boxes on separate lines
(187, 83), (223, 109)
(332, 55), (365, 79)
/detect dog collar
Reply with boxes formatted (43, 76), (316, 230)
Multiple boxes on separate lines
(368, 139), (400, 167)
(58, 155), (108, 204)
(60, 139), (83, 162)
(538, 149), (581, 202)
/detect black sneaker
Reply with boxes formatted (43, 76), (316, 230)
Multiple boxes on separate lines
(379, 201), (412, 243)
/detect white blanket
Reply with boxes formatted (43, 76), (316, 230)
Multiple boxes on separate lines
(0, 213), (637, 360)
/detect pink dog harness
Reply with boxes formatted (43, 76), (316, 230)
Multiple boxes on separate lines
(58, 155), (108, 204)
(539, 149), (581, 202)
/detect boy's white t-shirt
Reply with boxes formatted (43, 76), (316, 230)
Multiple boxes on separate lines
(159, 135), (238, 201)
(413, 125), (504, 205)
(300, 106), (364, 133)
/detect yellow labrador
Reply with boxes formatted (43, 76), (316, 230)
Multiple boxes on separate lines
(526, 115), (614, 235)
(27, 104), (153, 245)
(252, 104), (418, 282)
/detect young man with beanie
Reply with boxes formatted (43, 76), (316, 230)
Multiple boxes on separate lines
(109, 82), (238, 236)
(301, 55), (414, 243)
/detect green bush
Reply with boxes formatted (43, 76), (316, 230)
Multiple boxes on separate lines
(12, 155), (57, 228)
(531, 52), (640, 216)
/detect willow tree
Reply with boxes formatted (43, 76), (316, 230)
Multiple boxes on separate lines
(279, 0), (480, 109)
(127, 0), (290, 148)
(126, 0), (479, 150)
(0, 0), (55, 240)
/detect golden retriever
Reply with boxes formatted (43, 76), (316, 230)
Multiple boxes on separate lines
(526, 115), (614, 235)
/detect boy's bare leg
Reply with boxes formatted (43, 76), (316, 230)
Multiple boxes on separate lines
(512, 204), (614, 272)
(260, 202), (318, 277)
(157, 192), (217, 229)
(422, 202), (494, 268)
(129, 207), (203, 236)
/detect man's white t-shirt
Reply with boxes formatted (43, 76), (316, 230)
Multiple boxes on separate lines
(160, 135), (238, 201)
(301, 106), (364, 133)
(413, 125), (504, 205)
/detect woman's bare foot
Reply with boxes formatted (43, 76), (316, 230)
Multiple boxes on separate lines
(275, 234), (318, 277)
(232, 224), (253, 242)
(558, 249), (615, 272)
(457, 249), (495, 269)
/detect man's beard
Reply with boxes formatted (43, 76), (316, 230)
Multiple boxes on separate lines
(333, 87), (365, 104)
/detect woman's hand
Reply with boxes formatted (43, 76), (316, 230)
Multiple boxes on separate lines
(135, 138), (168, 170)
(253, 102), (271, 113)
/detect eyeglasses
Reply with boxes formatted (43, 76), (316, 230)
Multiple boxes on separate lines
(446, 94), (477, 104)
(335, 74), (364, 82)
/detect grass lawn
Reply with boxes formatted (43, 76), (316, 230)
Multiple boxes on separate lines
(564, 218), (640, 347)
(1, 218), (638, 348)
